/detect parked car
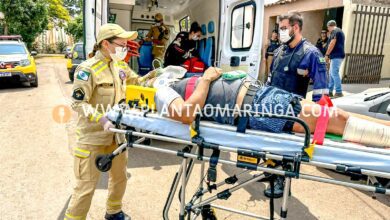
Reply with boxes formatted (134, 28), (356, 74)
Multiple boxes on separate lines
(0, 35), (38, 87)
(67, 42), (85, 82)
(332, 88), (390, 120)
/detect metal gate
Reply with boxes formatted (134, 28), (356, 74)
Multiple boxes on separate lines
(343, 4), (390, 84)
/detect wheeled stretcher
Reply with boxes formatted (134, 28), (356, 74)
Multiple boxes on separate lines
(95, 105), (390, 219)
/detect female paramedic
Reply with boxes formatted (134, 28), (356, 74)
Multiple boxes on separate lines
(65, 23), (157, 220)
(154, 68), (390, 148)
(164, 21), (202, 67)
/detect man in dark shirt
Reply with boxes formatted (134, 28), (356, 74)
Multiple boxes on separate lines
(325, 20), (345, 98)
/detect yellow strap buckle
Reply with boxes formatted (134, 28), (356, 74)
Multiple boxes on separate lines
(190, 124), (198, 138)
(264, 159), (276, 167)
(304, 142), (316, 159)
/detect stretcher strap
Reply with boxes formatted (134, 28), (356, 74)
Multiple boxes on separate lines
(184, 76), (200, 100)
(207, 149), (220, 182)
(312, 96), (333, 145)
(236, 85), (258, 133)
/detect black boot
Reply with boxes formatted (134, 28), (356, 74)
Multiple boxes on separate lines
(105, 211), (131, 220)
(264, 175), (285, 199)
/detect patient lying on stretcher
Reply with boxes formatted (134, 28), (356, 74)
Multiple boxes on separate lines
(151, 67), (390, 148)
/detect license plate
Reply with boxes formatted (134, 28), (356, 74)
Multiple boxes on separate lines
(0, 72), (11, 77)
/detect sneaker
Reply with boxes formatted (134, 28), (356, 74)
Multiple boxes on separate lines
(105, 211), (131, 220)
(328, 92), (334, 98)
(334, 92), (344, 98)
(264, 175), (285, 199)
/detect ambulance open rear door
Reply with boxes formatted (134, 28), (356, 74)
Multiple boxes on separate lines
(83, 0), (108, 57)
(218, 0), (264, 81)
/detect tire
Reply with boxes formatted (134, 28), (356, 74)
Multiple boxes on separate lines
(30, 74), (38, 87)
(69, 68), (75, 82)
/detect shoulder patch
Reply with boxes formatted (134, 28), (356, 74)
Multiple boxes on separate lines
(72, 88), (85, 100)
(76, 70), (91, 81)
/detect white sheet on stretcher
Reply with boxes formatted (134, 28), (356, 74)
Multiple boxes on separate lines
(107, 108), (390, 173)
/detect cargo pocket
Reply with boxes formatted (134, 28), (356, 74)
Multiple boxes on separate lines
(73, 147), (91, 180)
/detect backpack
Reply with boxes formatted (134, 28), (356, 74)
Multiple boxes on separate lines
(182, 57), (205, 73)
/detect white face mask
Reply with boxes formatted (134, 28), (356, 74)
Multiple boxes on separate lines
(192, 35), (200, 41)
(110, 46), (127, 61)
(279, 28), (293, 44)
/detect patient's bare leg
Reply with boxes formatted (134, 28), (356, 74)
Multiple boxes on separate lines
(292, 99), (349, 135)
(292, 99), (390, 147)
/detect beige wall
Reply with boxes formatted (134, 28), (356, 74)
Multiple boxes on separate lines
(110, 9), (131, 31)
(300, 10), (326, 45)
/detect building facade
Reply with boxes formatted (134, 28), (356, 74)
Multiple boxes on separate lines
(262, 0), (390, 83)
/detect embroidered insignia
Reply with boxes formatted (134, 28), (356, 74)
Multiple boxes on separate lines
(72, 88), (85, 100)
(76, 70), (90, 81)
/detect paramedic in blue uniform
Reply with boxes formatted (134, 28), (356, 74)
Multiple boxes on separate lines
(265, 12), (328, 198)
(267, 12), (329, 103)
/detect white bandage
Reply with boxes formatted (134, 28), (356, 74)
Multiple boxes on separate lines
(342, 116), (390, 148)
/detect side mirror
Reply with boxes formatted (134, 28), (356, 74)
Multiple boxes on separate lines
(31, 51), (37, 56)
(387, 104), (390, 116)
(73, 52), (78, 59)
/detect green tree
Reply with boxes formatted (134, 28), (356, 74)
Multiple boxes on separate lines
(65, 15), (83, 41)
(0, 0), (49, 48)
(47, 0), (70, 28)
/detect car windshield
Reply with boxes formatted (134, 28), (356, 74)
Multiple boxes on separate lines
(0, 44), (26, 55)
(73, 44), (84, 59)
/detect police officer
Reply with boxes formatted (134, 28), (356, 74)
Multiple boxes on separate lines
(65, 23), (157, 220)
(263, 30), (280, 80)
(265, 12), (328, 199)
(144, 13), (170, 60)
(267, 12), (328, 102)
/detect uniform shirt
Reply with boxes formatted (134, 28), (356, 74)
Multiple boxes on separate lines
(145, 24), (170, 45)
(164, 32), (199, 67)
(328, 28), (345, 59)
(266, 39), (280, 58)
(145, 24), (170, 59)
(71, 51), (158, 145)
(268, 41), (329, 102)
(316, 37), (328, 56)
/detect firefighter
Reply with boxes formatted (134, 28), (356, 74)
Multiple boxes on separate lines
(65, 23), (157, 220)
(144, 13), (170, 60)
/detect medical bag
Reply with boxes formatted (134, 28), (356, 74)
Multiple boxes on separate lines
(182, 57), (205, 73)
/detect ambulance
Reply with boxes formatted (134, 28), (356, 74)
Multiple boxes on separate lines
(82, 0), (264, 81)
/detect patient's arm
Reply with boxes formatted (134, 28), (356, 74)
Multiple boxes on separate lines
(168, 67), (222, 124)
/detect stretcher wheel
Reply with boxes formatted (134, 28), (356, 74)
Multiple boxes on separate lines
(201, 205), (217, 220)
(95, 155), (113, 172)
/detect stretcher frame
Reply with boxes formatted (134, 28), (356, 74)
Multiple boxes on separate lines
(95, 108), (390, 220)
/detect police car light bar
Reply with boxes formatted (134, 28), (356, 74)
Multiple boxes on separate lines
(0, 35), (23, 41)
